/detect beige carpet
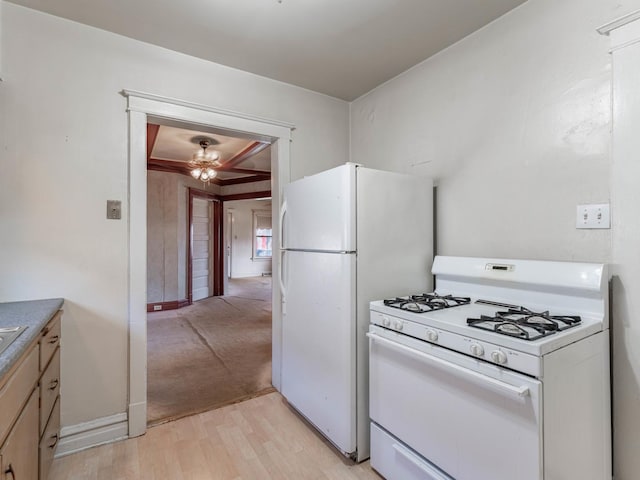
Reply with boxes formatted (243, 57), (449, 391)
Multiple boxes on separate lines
(147, 276), (274, 426)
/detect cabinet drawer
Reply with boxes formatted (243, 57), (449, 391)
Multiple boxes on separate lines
(1, 388), (39, 480)
(39, 397), (60, 480)
(40, 313), (61, 372)
(39, 349), (60, 437)
(0, 346), (38, 446)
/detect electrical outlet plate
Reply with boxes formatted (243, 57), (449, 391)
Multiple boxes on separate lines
(107, 200), (122, 220)
(576, 203), (610, 229)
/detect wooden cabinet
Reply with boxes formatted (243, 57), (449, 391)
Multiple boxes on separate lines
(39, 318), (60, 372)
(0, 390), (39, 480)
(38, 313), (61, 480)
(38, 399), (59, 480)
(0, 347), (38, 448)
(39, 349), (59, 437)
(0, 310), (61, 480)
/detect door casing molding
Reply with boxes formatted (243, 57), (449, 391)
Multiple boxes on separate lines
(124, 90), (293, 437)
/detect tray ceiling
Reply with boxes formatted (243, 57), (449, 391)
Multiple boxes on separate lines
(147, 125), (271, 187)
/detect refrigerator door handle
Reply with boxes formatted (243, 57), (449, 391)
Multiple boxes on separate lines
(279, 200), (288, 301)
(279, 249), (287, 299)
(279, 200), (288, 249)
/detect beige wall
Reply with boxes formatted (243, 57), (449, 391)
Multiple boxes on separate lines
(0, 3), (349, 429)
(147, 171), (180, 303)
(224, 199), (273, 279)
(147, 171), (271, 301)
(147, 171), (218, 303)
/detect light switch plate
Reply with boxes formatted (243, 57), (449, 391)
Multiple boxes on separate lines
(107, 200), (122, 220)
(576, 203), (610, 229)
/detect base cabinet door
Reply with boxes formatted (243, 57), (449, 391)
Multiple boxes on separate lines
(39, 397), (59, 480)
(0, 389), (38, 480)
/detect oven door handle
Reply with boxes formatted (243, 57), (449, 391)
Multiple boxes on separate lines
(367, 332), (531, 398)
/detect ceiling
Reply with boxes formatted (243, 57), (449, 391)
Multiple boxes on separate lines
(147, 124), (271, 187)
(7, 0), (527, 101)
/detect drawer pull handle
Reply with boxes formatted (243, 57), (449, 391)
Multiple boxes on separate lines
(49, 433), (59, 449)
(5, 464), (15, 480)
(48, 335), (60, 344)
(48, 379), (59, 390)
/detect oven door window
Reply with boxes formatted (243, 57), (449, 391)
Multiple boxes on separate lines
(369, 328), (543, 480)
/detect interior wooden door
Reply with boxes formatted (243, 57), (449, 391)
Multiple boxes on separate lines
(191, 197), (212, 302)
(188, 188), (224, 303)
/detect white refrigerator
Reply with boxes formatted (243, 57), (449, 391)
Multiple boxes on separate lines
(279, 163), (433, 461)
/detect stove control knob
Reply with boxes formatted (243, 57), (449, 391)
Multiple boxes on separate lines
(394, 320), (403, 331)
(381, 315), (391, 327)
(491, 350), (507, 364)
(426, 329), (439, 342)
(470, 343), (484, 357)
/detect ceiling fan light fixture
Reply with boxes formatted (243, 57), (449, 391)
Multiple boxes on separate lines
(189, 140), (220, 184)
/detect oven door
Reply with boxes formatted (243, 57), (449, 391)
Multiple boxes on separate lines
(368, 325), (543, 480)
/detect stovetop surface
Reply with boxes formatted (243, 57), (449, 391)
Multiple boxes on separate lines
(467, 306), (581, 341)
(383, 293), (471, 313)
(370, 294), (604, 356)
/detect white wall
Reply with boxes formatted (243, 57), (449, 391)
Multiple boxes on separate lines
(350, 0), (640, 477)
(224, 199), (273, 278)
(352, 0), (619, 262)
(608, 14), (640, 480)
(0, 2), (348, 430)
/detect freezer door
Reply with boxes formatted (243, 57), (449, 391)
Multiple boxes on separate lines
(281, 250), (357, 455)
(282, 164), (356, 252)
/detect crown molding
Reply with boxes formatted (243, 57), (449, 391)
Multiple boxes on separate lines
(597, 9), (640, 35)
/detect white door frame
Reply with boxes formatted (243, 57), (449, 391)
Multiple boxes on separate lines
(124, 90), (293, 436)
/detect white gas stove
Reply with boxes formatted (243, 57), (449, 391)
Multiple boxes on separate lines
(368, 256), (611, 480)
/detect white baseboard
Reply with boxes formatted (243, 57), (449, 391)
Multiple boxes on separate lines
(231, 272), (272, 278)
(55, 412), (128, 457)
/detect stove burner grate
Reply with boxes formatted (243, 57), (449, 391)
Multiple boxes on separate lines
(383, 293), (471, 313)
(467, 307), (582, 341)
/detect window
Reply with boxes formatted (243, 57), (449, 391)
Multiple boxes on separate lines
(253, 211), (272, 259)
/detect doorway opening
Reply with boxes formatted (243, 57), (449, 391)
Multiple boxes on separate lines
(126, 90), (293, 435)
(145, 121), (277, 426)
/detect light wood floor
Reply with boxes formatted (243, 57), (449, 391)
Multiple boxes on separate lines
(49, 392), (381, 480)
